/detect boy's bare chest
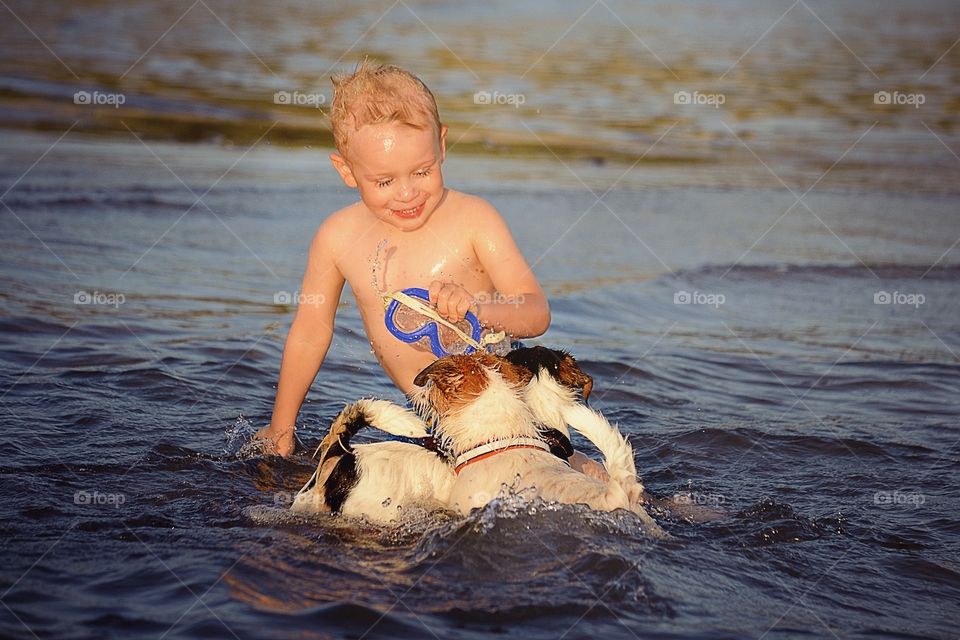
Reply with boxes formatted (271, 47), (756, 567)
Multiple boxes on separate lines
(339, 230), (490, 302)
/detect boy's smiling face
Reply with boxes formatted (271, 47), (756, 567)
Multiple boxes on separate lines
(331, 121), (447, 232)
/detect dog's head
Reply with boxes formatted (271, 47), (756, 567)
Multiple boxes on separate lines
(505, 346), (593, 402)
(412, 352), (532, 419)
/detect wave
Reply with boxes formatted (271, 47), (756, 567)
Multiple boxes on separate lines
(669, 262), (960, 282)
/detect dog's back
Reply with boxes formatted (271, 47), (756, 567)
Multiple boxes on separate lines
(449, 447), (627, 514)
(292, 401), (455, 522)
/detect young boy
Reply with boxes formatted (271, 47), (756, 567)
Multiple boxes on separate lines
(254, 63), (602, 479)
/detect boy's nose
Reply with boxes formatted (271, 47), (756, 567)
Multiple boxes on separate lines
(396, 181), (416, 202)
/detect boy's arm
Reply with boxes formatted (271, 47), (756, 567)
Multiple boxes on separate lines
(431, 200), (549, 337)
(430, 201), (610, 480)
(472, 202), (550, 337)
(255, 222), (345, 456)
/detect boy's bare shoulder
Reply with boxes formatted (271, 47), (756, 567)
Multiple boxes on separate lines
(302, 203), (369, 271)
(444, 190), (514, 243)
(444, 189), (505, 226)
(310, 202), (365, 246)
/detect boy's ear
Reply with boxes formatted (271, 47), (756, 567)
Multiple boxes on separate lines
(439, 124), (448, 163)
(330, 153), (358, 188)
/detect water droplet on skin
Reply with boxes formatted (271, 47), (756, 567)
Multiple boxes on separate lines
(372, 239), (389, 293)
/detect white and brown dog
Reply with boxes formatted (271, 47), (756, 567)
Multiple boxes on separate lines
(290, 399), (455, 522)
(411, 352), (666, 536)
(292, 349), (670, 533)
(289, 352), (581, 523)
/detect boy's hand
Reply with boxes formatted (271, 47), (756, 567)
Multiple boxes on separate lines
(429, 281), (477, 323)
(569, 451), (610, 482)
(252, 425), (295, 457)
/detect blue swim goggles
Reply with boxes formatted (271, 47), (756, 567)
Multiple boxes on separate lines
(383, 287), (506, 358)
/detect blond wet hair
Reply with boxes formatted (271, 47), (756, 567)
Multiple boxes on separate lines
(330, 61), (442, 158)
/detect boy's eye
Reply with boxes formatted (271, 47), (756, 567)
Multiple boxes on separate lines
(374, 167), (431, 187)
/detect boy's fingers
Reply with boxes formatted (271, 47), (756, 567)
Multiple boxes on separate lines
(433, 284), (451, 317)
(429, 282), (473, 322)
(428, 280), (443, 305)
(455, 296), (471, 319)
(446, 289), (470, 322)
(429, 281), (452, 317)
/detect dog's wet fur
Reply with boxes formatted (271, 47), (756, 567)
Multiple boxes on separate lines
(321, 454), (358, 513)
(292, 400), (454, 520)
(505, 346), (593, 401)
(539, 427), (575, 459)
(300, 348), (595, 514)
(294, 348), (685, 532)
(411, 351), (666, 535)
(300, 403), (372, 512)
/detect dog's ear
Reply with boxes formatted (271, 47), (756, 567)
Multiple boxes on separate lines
(555, 351), (594, 401)
(414, 358), (464, 388)
(414, 360), (444, 388)
(490, 356), (534, 388)
(505, 345), (561, 377)
(413, 356), (476, 395)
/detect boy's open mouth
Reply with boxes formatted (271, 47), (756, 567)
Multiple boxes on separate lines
(392, 202), (425, 219)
